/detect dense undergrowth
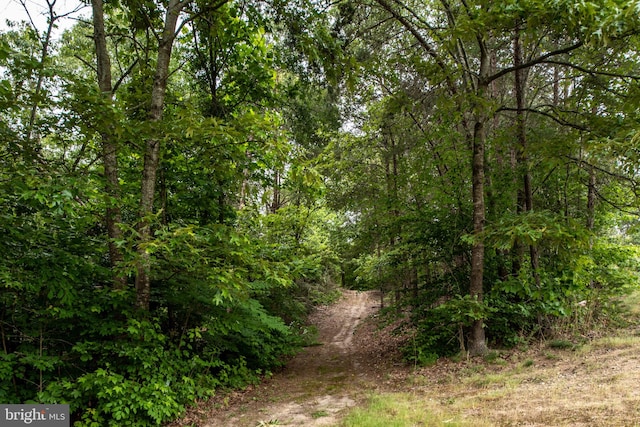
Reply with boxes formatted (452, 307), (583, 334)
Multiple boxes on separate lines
(355, 227), (640, 365)
(396, 236), (640, 365)
(0, 174), (340, 426)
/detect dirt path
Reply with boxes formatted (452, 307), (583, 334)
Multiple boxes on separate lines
(172, 290), (640, 426)
(200, 290), (400, 427)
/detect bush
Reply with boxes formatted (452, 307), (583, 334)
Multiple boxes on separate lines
(403, 295), (493, 361)
(39, 306), (295, 426)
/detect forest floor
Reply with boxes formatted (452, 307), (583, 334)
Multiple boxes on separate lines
(174, 289), (640, 426)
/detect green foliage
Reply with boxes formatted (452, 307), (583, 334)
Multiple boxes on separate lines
(0, 2), (341, 424)
(4, 0), (640, 423)
(42, 321), (220, 426)
(38, 303), (295, 426)
(405, 223), (640, 359)
(0, 209), (309, 423)
(404, 295), (494, 361)
(478, 210), (587, 251)
(241, 204), (343, 322)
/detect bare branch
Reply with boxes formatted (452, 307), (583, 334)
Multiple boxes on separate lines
(74, 54), (97, 74)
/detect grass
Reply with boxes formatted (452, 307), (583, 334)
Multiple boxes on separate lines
(255, 420), (281, 426)
(339, 393), (474, 427)
(547, 339), (576, 350)
(464, 371), (518, 389)
(338, 334), (640, 426)
(311, 410), (329, 419)
(622, 289), (640, 317)
(589, 335), (640, 349)
(577, 334), (640, 355)
(337, 302), (640, 427)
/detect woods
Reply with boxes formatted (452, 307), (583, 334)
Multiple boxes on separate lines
(326, 0), (640, 359)
(2, 0), (640, 425)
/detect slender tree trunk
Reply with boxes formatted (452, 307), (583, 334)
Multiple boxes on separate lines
(468, 40), (490, 357)
(512, 192), (525, 275)
(385, 134), (401, 240)
(512, 21), (526, 277)
(587, 165), (596, 249)
(586, 105), (598, 236)
(24, 2), (56, 155)
(383, 133), (402, 304)
(159, 166), (169, 225)
(271, 170), (281, 213)
(92, 0), (126, 289)
(469, 119), (488, 356)
(239, 152), (251, 210)
(553, 66), (560, 106)
(514, 22), (541, 287)
(135, 0), (186, 311)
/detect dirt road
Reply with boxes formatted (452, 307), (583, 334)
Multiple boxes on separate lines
(201, 290), (392, 427)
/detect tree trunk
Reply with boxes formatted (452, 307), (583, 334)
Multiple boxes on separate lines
(25, 2), (56, 156)
(135, 0), (186, 311)
(587, 165), (596, 250)
(514, 22), (541, 288)
(239, 152), (251, 210)
(468, 40), (489, 357)
(271, 170), (281, 213)
(159, 166), (169, 225)
(469, 119), (488, 356)
(553, 66), (560, 106)
(92, 0), (126, 290)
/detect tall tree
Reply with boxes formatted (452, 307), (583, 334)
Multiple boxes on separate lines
(135, 0), (193, 311)
(332, 0), (640, 355)
(91, 0), (126, 289)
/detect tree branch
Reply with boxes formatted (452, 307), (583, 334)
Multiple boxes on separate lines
(594, 187), (640, 216)
(487, 41), (585, 84)
(113, 58), (139, 93)
(497, 106), (588, 131)
(565, 155), (640, 187)
(374, 0), (457, 94)
(542, 59), (640, 81)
